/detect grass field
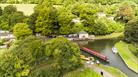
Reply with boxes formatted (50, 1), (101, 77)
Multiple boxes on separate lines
(0, 4), (36, 16)
(99, 65), (128, 77)
(63, 68), (102, 77)
(115, 41), (138, 73)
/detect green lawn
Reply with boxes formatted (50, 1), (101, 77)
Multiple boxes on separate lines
(95, 32), (124, 40)
(99, 65), (128, 77)
(0, 4), (36, 16)
(128, 44), (138, 58)
(115, 41), (138, 73)
(63, 68), (102, 77)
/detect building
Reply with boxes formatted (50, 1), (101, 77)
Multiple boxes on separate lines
(0, 32), (15, 39)
(97, 12), (106, 19)
(78, 31), (89, 39)
(72, 18), (80, 23)
(107, 16), (114, 20)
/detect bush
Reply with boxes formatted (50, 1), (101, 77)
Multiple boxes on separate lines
(92, 18), (124, 35)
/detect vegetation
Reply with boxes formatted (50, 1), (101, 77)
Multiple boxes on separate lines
(99, 65), (128, 77)
(125, 18), (138, 43)
(64, 68), (102, 77)
(13, 23), (33, 39)
(0, 5), (26, 30)
(95, 32), (124, 40)
(0, 36), (82, 77)
(0, 0), (138, 77)
(128, 44), (138, 58)
(115, 41), (138, 73)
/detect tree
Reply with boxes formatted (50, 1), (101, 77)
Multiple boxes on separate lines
(44, 36), (82, 76)
(3, 5), (17, 15)
(125, 18), (138, 43)
(0, 36), (44, 77)
(0, 50), (32, 77)
(92, 18), (124, 35)
(28, 12), (38, 34)
(13, 23), (33, 39)
(116, 2), (135, 22)
(0, 7), (2, 16)
(10, 11), (26, 27)
(58, 7), (76, 34)
(35, 0), (59, 35)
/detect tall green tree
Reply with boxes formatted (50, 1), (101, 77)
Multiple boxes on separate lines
(0, 7), (2, 16)
(116, 2), (135, 22)
(125, 18), (138, 43)
(35, 0), (58, 35)
(13, 23), (33, 39)
(44, 36), (82, 76)
(3, 5), (17, 15)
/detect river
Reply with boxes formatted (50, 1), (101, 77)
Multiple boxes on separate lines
(75, 39), (138, 77)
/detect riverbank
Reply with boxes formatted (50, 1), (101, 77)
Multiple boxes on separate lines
(99, 65), (128, 77)
(85, 63), (127, 77)
(115, 41), (138, 73)
(93, 32), (123, 40)
(63, 67), (102, 77)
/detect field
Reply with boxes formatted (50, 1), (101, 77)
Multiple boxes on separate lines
(0, 4), (36, 16)
(63, 68), (102, 77)
(99, 65), (128, 77)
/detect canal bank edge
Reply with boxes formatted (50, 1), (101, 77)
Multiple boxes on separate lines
(94, 32), (124, 40)
(99, 65), (128, 77)
(115, 41), (138, 73)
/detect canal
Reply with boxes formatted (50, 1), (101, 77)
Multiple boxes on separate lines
(76, 39), (138, 77)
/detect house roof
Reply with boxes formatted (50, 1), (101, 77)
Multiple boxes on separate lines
(78, 31), (88, 34)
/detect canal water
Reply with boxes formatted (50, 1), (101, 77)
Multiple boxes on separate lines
(76, 39), (138, 77)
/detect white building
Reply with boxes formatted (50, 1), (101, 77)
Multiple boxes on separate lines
(78, 31), (89, 39)
(97, 12), (106, 19)
(72, 18), (80, 23)
(107, 16), (114, 20)
(0, 33), (15, 39)
(0, 30), (9, 33)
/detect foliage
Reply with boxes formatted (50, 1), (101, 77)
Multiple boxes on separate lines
(3, 5), (17, 15)
(44, 36), (82, 76)
(13, 23), (33, 39)
(92, 18), (124, 35)
(124, 18), (138, 43)
(0, 36), (82, 77)
(0, 50), (31, 77)
(35, 0), (59, 35)
(116, 2), (135, 22)
(0, 5), (26, 30)
(58, 7), (76, 34)
(0, 7), (2, 16)
(0, 36), (45, 77)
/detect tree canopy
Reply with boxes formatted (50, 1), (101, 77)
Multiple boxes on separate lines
(13, 23), (33, 39)
(125, 18), (138, 43)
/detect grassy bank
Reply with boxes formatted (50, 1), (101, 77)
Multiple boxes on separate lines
(128, 44), (138, 58)
(115, 41), (138, 73)
(94, 32), (124, 40)
(99, 65), (128, 77)
(63, 68), (102, 77)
